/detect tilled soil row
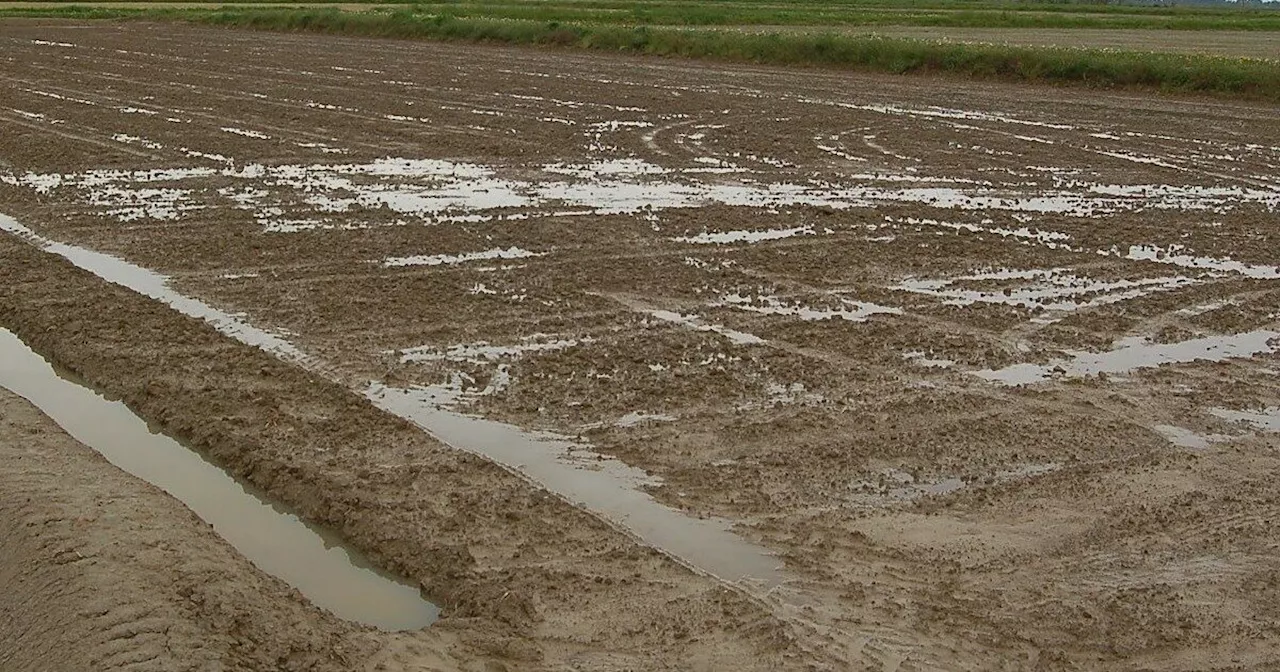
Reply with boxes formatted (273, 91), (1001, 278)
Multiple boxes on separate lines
(0, 233), (809, 670)
(0, 387), (401, 672)
(3, 19), (1279, 670)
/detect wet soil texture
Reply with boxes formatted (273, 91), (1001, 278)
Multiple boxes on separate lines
(2, 20), (1280, 671)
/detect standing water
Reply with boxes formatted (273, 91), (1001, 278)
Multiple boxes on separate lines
(0, 328), (439, 631)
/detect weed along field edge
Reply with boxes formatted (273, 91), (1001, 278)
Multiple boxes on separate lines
(3, 0), (1280, 99)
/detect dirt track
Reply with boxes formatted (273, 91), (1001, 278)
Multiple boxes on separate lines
(2, 19), (1279, 671)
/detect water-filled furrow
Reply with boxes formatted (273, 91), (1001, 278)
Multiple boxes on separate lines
(0, 327), (439, 631)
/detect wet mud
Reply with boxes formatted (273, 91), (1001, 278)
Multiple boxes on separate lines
(0, 327), (439, 631)
(1, 20), (1279, 671)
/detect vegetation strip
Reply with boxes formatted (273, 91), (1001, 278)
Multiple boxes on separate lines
(8, 7), (1273, 101)
(270, 2), (1280, 32)
(10, 0), (1280, 31)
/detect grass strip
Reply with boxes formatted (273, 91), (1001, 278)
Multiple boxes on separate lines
(7, 7), (1279, 101)
(366, 4), (1280, 31)
(9, 0), (1280, 31)
(10, 0), (1280, 15)
(210, 9), (1280, 100)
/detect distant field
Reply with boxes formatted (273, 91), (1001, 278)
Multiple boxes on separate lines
(3, 0), (1278, 99)
(5, 0), (1280, 30)
(0, 1), (396, 7)
(352, 0), (1280, 31)
(716, 25), (1280, 60)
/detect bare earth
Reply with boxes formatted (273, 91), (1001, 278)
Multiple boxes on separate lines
(1, 20), (1279, 671)
(0, 387), (480, 672)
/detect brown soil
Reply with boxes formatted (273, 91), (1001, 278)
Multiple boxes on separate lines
(1, 19), (1279, 671)
(0, 387), (471, 672)
(0, 226), (803, 669)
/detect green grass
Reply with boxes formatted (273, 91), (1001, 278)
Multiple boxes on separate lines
(8, 0), (1280, 31)
(209, 9), (1280, 98)
(3, 6), (1277, 102)
(0, 5), (147, 17)
(404, 1), (1280, 31)
(8, 0), (1278, 11)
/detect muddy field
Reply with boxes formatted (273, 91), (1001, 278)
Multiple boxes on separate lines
(2, 19), (1279, 671)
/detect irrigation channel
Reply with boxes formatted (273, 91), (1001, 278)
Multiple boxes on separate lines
(0, 327), (440, 631)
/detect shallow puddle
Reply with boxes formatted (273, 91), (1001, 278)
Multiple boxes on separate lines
(1152, 424), (1221, 452)
(0, 328), (439, 631)
(895, 267), (1194, 319)
(367, 383), (785, 588)
(1211, 407), (1280, 432)
(6, 151), (1277, 234)
(976, 330), (1280, 385)
(715, 292), (902, 323)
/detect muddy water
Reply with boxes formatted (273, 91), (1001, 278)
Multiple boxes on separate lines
(367, 384), (786, 588)
(975, 330), (1280, 385)
(0, 328), (439, 631)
